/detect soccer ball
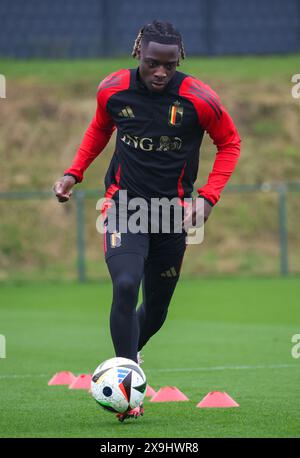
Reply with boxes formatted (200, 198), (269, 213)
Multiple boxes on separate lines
(91, 357), (147, 414)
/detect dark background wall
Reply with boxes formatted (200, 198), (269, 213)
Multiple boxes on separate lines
(0, 0), (299, 58)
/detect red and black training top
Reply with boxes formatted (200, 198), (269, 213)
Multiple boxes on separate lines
(64, 68), (241, 206)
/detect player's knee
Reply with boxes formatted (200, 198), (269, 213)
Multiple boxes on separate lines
(114, 274), (139, 298)
(153, 306), (168, 325)
(150, 295), (172, 313)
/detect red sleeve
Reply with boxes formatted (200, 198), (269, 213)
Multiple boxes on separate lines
(64, 69), (130, 183)
(180, 77), (241, 205)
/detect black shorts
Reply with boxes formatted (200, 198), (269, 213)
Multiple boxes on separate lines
(103, 204), (187, 261)
(104, 229), (187, 261)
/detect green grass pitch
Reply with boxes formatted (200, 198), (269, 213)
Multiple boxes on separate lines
(1, 55), (300, 83)
(0, 278), (300, 438)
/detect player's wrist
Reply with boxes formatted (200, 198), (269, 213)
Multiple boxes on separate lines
(198, 195), (214, 207)
(64, 173), (79, 184)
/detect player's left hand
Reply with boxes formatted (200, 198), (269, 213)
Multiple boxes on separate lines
(182, 197), (212, 230)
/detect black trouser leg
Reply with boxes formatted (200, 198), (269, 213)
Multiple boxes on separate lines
(106, 253), (144, 363)
(137, 251), (185, 351)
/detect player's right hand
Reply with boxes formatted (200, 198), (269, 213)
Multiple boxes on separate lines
(53, 175), (76, 203)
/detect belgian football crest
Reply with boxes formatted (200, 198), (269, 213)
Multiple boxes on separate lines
(168, 100), (184, 127)
(110, 231), (122, 248)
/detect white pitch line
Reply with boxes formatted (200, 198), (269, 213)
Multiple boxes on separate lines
(0, 363), (298, 380)
(0, 373), (50, 380)
(147, 363), (300, 373)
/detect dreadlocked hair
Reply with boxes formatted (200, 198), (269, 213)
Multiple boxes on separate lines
(132, 20), (186, 65)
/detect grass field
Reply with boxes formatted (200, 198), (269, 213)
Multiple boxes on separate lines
(1, 55), (300, 83)
(1, 278), (300, 438)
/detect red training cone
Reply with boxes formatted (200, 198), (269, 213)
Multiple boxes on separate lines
(69, 374), (92, 390)
(48, 371), (76, 386)
(150, 386), (189, 402)
(145, 385), (157, 398)
(197, 391), (239, 408)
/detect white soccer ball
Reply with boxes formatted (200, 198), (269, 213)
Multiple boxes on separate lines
(91, 357), (147, 414)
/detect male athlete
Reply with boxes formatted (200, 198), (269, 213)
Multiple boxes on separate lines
(53, 21), (241, 421)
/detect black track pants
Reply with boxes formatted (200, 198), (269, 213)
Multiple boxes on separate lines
(105, 231), (186, 362)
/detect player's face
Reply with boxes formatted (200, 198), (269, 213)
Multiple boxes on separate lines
(138, 41), (179, 92)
